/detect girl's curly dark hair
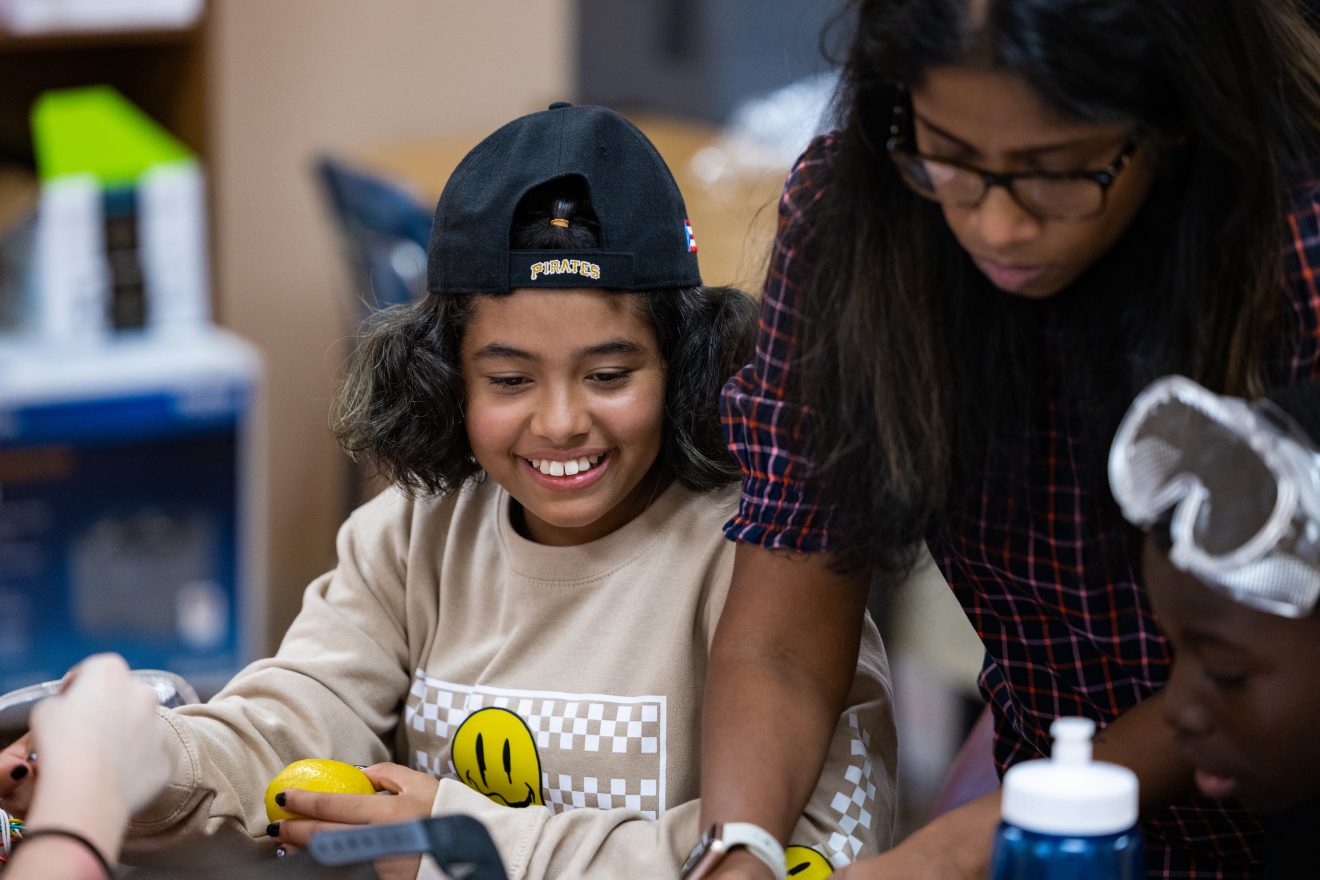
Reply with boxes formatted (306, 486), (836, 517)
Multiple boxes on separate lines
(332, 176), (757, 497)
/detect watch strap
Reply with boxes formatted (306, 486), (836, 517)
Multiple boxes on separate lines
(720, 822), (787, 880)
(308, 820), (430, 864)
(307, 816), (507, 880)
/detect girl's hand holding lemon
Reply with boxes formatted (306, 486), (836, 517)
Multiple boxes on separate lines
(265, 760), (439, 880)
(264, 759), (375, 822)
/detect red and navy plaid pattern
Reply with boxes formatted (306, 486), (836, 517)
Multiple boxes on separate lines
(721, 135), (1320, 878)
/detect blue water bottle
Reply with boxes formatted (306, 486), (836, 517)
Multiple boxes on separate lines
(991, 717), (1143, 880)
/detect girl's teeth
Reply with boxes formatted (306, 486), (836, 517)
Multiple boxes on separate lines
(529, 454), (603, 476)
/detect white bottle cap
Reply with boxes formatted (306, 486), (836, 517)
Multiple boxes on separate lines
(1001, 718), (1139, 836)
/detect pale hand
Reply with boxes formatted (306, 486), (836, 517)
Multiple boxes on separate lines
(27, 654), (170, 815)
(1, 653), (170, 869)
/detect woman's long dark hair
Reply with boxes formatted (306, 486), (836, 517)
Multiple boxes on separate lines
(333, 176), (757, 497)
(799, 0), (1320, 576)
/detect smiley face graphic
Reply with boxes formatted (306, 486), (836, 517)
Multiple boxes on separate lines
(785, 845), (834, 878)
(451, 707), (544, 807)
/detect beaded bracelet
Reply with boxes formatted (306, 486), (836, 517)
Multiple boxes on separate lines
(0, 807), (22, 862)
(18, 828), (114, 878)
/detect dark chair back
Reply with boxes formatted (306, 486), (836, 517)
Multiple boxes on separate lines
(315, 157), (432, 318)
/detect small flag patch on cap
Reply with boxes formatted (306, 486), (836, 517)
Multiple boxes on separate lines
(684, 219), (698, 253)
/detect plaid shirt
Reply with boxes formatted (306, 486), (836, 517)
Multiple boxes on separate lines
(721, 135), (1320, 878)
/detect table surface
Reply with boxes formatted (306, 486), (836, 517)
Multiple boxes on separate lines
(351, 114), (787, 294)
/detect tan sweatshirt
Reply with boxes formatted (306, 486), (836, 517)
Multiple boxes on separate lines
(125, 479), (897, 878)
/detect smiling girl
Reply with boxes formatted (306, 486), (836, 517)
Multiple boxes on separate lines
(0, 104), (895, 879)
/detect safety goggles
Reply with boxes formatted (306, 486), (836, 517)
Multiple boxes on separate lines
(1109, 375), (1320, 617)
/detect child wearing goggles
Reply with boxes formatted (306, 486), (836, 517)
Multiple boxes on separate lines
(1111, 376), (1320, 879)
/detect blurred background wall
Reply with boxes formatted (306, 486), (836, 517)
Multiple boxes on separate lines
(208, 1), (574, 638)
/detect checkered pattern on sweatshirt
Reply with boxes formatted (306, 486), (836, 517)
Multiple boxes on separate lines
(404, 671), (665, 818)
(820, 712), (879, 867)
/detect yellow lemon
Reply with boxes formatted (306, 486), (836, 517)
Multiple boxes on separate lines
(264, 758), (375, 822)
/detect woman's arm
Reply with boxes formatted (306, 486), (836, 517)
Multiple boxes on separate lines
(698, 542), (872, 878)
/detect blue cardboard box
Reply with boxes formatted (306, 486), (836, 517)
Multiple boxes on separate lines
(0, 330), (263, 695)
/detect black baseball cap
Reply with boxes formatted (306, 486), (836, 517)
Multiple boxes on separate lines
(426, 102), (702, 295)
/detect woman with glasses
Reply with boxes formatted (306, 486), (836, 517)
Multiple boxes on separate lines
(693, 1), (1320, 878)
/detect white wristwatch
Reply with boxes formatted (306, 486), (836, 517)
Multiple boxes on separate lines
(679, 822), (787, 880)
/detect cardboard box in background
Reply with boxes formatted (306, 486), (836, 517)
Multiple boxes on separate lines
(0, 332), (264, 697)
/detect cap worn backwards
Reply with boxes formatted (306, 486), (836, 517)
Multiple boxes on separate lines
(427, 102), (701, 295)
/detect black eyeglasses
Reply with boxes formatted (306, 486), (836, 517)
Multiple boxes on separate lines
(885, 97), (1138, 221)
